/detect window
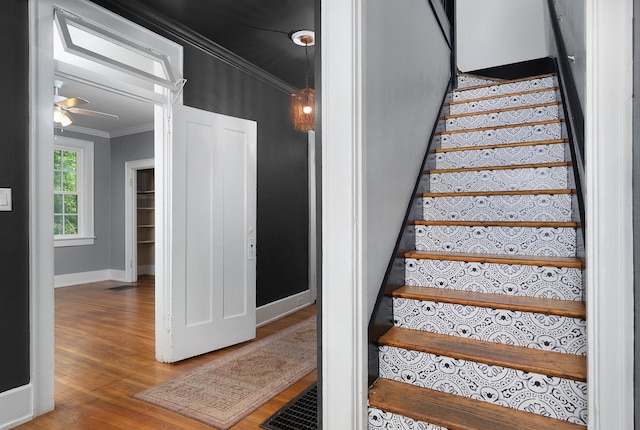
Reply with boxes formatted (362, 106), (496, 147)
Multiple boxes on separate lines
(54, 135), (94, 247)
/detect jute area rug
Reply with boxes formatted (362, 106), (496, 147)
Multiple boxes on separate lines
(134, 316), (316, 429)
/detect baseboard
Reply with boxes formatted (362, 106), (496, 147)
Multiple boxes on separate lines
(256, 290), (314, 327)
(0, 384), (33, 430)
(54, 269), (127, 287)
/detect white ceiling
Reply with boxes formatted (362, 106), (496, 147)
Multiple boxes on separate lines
(55, 77), (154, 137)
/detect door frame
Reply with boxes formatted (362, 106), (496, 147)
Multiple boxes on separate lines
(29, 0), (181, 415)
(125, 158), (155, 282)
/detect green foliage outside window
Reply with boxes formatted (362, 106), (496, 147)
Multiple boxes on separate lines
(54, 149), (79, 235)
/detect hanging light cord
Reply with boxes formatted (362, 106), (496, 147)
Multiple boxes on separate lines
(304, 42), (310, 89)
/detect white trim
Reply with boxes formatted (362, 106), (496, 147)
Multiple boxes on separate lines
(124, 158), (155, 283)
(29, 0), (182, 420)
(321, 0), (367, 428)
(586, 0), (634, 428)
(0, 384), (33, 430)
(110, 123), (154, 138)
(53, 134), (95, 247)
(256, 291), (313, 327)
(308, 130), (317, 303)
(54, 269), (127, 288)
(55, 124), (110, 138)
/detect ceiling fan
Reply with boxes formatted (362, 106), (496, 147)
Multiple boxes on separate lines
(53, 80), (119, 127)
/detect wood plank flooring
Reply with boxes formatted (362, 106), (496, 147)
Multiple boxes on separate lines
(17, 276), (317, 429)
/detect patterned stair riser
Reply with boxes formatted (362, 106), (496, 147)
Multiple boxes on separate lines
(378, 346), (588, 426)
(449, 89), (559, 115)
(435, 122), (562, 149)
(393, 298), (586, 355)
(368, 407), (445, 430)
(428, 166), (569, 193)
(414, 225), (577, 258)
(453, 76), (558, 102)
(435, 143), (565, 169)
(421, 193), (574, 222)
(445, 105), (560, 131)
(457, 75), (502, 88)
(405, 258), (583, 301)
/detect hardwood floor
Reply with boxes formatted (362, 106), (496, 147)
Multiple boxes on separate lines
(17, 276), (317, 429)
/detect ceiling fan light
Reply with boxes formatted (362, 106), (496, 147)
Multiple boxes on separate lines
(54, 107), (73, 127)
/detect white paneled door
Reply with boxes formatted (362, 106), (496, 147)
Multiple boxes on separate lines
(165, 104), (257, 362)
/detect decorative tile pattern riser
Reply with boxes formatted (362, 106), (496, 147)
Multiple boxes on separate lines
(445, 105), (560, 131)
(414, 225), (577, 258)
(379, 346), (587, 426)
(421, 193), (573, 222)
(368, 407), (446, 430)
(450, 90), (559, 115)
(405, 258), (583, 301)
(435, 122), (562, 149)
(453, 76), (558, 102)
(457, 75), (502, 88)
(435, 143), (565, 170)
(429, 166), (569, 193)
(393, 298), (586, 355)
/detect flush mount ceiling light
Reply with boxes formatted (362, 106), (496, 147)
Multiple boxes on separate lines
(289, 30), (315, 132)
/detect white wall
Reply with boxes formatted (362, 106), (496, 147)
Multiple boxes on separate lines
(548, 0), (586, 107)
(363, 0), (451, 315)
(457, 0), (549, 72)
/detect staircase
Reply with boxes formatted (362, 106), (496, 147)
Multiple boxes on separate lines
(367, 73), (587, 429)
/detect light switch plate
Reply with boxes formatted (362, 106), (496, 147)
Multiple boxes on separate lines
(0, 188), (12, 211)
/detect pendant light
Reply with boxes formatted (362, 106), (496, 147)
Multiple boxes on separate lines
(290, 30), (315, 132)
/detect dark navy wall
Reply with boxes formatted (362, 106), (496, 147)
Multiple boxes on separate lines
(91, 0), (310, 307)
(0, 0), (30, 392)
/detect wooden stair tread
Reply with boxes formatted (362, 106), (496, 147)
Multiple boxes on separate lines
(404, 250), (584, 269)
(426, 161), (570, 174)
(433, 138), (567, 153)
(391, 286), (585, 319)
(436, 119), (563, 135)
(410, 220), (579, 228)
(420, 189), (575, 198)
(453, 73), (556, 92)
(378, 327), (586, 381)
(446, 86), (559, 106)
(369, 378), (587, 430)
(442, 101), (561, 120)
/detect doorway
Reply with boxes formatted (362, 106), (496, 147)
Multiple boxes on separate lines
(125, 160), (155, 282)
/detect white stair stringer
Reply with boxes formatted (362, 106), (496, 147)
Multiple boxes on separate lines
(378, 346), (588, 426)
(435, 121), (562, 149)
(449, 88), (559, 115)
(392, 297), (586, 355)
(435, 142), (565, 169)
(405, 258), (583, 301)
(414, 225), (577, 257)
(457, 74), (503, 88)
(452, 75), (558, 102)
(421, 193), (573, 222)
(445, 104), (561, 131)
(428, 165), (569, 193)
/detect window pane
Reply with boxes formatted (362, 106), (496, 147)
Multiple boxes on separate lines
(63, 150), (77, 171)
(64, 215), (78, 235)
(54, 215), (64, 235)
(54, 171), (62, 191)
(54, 194), (63, 214)
(54, 150), (62, 170)
(63, 172), (77, 192)
(64, 194), (77, 214)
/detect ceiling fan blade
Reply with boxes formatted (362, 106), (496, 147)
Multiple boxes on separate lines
(56, 97), (89, 108)
(68, 107), (119, 120)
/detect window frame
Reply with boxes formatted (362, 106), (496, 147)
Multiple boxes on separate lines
(54, 135), (95, 247)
